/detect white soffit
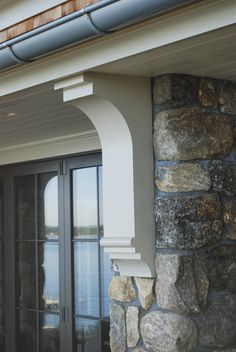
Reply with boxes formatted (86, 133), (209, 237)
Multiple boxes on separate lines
(0, 0), (235, 96)
(0, 83), (100, 165)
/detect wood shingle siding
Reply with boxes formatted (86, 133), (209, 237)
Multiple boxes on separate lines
(0, 0), (101, 43)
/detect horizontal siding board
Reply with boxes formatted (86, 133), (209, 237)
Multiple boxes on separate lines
(0, 0), (101, 43)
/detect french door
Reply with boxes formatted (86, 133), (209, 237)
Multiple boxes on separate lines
(0, 154), (112, 352)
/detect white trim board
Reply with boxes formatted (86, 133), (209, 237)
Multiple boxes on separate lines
(0, 130), (100, 165)
(0, 0), (235, 96)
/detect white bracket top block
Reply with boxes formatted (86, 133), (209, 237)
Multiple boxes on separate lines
(55, 72), (155, 277)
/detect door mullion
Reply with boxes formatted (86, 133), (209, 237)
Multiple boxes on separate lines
(4, 174), (16, 352)
(63, 165), (74, 352)
(58, 169), (67, 352)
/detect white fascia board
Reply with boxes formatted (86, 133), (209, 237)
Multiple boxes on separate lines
(0, 130), (100, 165)
(0, 0), (235, 97)
(0, 0), (66, 30)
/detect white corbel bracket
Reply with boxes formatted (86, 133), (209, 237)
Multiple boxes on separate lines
(55, 72), (155, 277)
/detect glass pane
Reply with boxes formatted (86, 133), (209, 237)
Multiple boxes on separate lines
(74, 242), (99, 317)
(38, 173), (59, 240)
(16, 242), (36, 309)
(75, 318), (100, 352)
(100, 249), (113, 319)
(73, 168), (98, 239)
(0, 180), (3, 240)
(15, 175), (35, 240)
(0, 242), (4, 305)
(39, 313), (60, 352)
(98, 166), (103, 238)
(101, 320), (110, 352)
(17, 310), (37, 352)
(39, 242), (59, 312)
(0, 305), (4, 351)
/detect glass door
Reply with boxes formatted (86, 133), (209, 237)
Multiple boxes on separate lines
(67, 161), (111, 352)
(15, 171), (60, 352)
(1, 154), (112, 352)
(0, 180), (5, 351)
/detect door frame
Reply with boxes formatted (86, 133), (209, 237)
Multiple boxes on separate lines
(0, 152), (106, 352)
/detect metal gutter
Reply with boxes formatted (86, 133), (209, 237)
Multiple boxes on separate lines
(0, 0), (195, 71)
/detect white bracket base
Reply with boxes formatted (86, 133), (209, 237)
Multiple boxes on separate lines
(55, 72), (155, 277)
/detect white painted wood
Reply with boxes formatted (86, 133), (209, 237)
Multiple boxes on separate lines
(0, 0), (66, 30)
(0, 0), (236, 96)
(55, 72), (155, 277)
(0, 131), (100, 165)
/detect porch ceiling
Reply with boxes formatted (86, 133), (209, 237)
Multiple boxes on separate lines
(94, 23), (236, 82)
(0, 83), (95, 151)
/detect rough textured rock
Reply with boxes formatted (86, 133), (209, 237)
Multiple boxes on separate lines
(153, 108), (233, 160)
(109, 276), (136, 302)
(220, 80), (236, 114)
(155, 194), (222, 249)
(203, 244), (236, 293)
(153, 74), (199, 109)
(126, 306), (140, 348)
(110, 304), (126, 352)
(209, 160), (236, 196)
(199, 78), (220, 108)
(197, 292), (236, 348)
(133, 349), (146, 352)
(155, 163), (211, 192)
(134, 278), (154, 310)
(155, 253), (209, 313)
(212, 350), (236, 352)
(223, 198), (236, 240)
(141, 311), (197, 352)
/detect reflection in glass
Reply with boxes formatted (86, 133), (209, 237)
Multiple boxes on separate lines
(17, 310), (37, 352)
(16, 242), (36, 309)
(15, 175), (35, 240)
(39, 313), (60, 352)
(38, 174), (59, 240)
(73, 168), (98, 239)
(0, 180), (4, 351)
(39, 242), (59, 312)
(0, 180), (3, 240)
(0, 305), (4, 351)
(75, 318), (99, 352)
(100, 248), (113, 319)
(101, 320), (110, 352)
(74, 242), (99, 317)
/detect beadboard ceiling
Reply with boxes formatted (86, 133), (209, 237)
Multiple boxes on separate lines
(0, 83), (95, 149)
(95, 23), (236, 82)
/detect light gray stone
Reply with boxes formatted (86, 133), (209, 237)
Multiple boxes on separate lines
(110, 304), (126, 352)
(223, 198), (236, 240)
(199, 78), (220, 108)
(155, 194), (222, 249)
(155, 163), (211, 192)
(155, 253), (209, 313)
(154, 108), (233, 161)
(134, 277), (154, 310)
(133, 349), (146, 352)
(126, 306), (140, 348)
(220, 80), (236, 114)
(109, 276), (136, 302)
(197, 292), (236, 348)
(153, 74), (199, 109)
(141, 311), (197, 352)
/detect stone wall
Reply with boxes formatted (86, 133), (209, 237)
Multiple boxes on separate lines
(109, 74), (236, 352)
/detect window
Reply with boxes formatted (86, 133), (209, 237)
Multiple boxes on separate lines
(1, 154), (112, 352)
